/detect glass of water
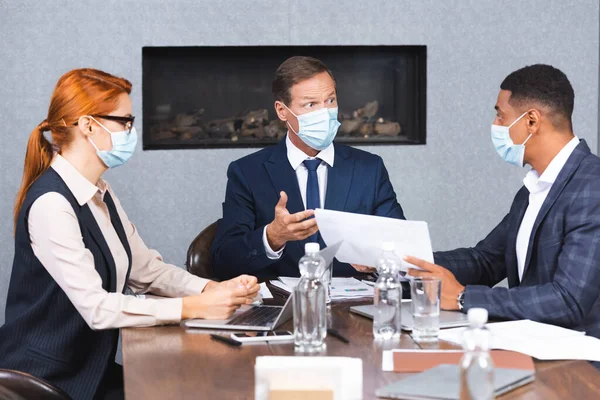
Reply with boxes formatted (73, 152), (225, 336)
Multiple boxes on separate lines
(410, 277), (441, 342)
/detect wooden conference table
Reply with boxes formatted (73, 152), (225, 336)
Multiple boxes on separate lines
(122, 291), (600, 399)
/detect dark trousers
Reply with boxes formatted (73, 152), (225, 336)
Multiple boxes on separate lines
(94, 363), (124, 400)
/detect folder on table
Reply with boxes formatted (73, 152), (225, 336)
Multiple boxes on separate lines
(382, 349), (535, 373)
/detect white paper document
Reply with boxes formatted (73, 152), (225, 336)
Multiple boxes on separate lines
(258, 283), (273, 300)
(315, 209), (434, 270)
(269, 242), (342, 294)
(320, 241), (343, 270)
(273, 277), (374, 300)
(438, 319), (600, 361)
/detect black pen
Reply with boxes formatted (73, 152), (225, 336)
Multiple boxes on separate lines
(210, 334), (241, 347)
(327, 328), (350, 344)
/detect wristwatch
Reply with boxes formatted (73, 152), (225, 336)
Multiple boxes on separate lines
(457, 290), (465, 311)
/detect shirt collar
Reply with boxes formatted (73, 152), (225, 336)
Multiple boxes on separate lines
(285, 134), (335, 171)
(51, 154), (108, 205)
(523, 136), (580, 194)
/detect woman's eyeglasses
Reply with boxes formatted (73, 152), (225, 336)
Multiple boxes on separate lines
(74, 115), (135, 134)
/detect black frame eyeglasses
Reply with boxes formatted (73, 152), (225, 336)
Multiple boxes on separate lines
(75, 115), (136, 134)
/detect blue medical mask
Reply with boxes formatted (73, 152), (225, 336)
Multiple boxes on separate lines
(283, 104), (341, 151)
(491, 112), (531, 167)
(88, 116), (138, 168)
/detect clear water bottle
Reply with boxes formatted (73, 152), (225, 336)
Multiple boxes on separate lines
(373, 242), (402, 340)
(294, 243), (327, 352)
(460, 308), (495, 400)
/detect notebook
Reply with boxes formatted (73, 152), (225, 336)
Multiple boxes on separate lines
(376, 364), (535, 399)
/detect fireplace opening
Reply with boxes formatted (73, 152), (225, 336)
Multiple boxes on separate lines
(142, 45), (426, 149)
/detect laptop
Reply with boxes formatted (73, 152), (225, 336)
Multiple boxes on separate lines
(184, 293), (294, 331)
(349, 301), (469, 331)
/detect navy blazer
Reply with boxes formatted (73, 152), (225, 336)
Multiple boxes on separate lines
(435, 140), (600, 339)
(211, 138), (405, 280)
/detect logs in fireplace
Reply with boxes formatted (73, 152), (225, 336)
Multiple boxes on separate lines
(149, 100), (402, 145)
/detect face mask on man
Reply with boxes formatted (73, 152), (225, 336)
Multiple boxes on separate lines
(282, 103), (341, 151)
(491, 112), (531, 167)
(88, 116), (138, 168)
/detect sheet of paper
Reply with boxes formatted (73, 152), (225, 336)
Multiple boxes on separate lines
(320, 241), (343, 270)
(315, 209), (433, 270)
(276, 277), (374, 300)
(438, 319), (600, 361)
(269, 242), (342, 292)
(269, 279), (292, 293)
(259, 282), (273, 299)
(438, 319), (585, 344)
(330, 278), (374, 299)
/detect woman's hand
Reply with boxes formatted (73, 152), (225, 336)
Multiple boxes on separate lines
(181, 275), (260, 320)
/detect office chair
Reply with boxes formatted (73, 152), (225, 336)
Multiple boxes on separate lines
(0, 369), (71, 400)
(186, 220), (219, 279)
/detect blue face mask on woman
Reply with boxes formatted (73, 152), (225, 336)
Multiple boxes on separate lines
(283, 104), (341, 151)
(490, 112), (531, 167)
(88, 116), (137, 168)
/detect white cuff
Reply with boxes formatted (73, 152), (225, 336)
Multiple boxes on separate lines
(263, 226), (284, 260)
(155, 297), (184, 325)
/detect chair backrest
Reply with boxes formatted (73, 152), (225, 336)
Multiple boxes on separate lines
(0, 370), (71, 400)
(186, 220), (219, 279)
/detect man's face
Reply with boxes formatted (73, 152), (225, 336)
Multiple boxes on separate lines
(493, 89), (529, 144)
(280, 71), (337, 134)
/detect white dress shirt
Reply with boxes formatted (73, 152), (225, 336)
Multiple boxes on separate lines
(262, 134), (335, 258)
(516, 136), (580, 281)
(28, 155), (209, 329)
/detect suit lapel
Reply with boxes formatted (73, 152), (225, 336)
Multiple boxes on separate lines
(506, 188), (529, 287)
(324, 144), (354, 212)
(79, 205), (118, 293)
(521, 140), (590, 279)
(264, 139), (304, 215)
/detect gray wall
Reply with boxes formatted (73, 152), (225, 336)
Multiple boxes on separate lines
(1, 0), (598, 325)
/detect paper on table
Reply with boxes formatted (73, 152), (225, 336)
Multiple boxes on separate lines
(275, 277), (374, 300)
(438, 319), (600, 361)
(270, 242), (342, 293)
(439, 320), (585, 344)
(315, 209), (433, 270)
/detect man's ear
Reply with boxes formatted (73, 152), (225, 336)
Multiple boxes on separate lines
(527, 109), (542, 135)
(274, 101), (288, 122)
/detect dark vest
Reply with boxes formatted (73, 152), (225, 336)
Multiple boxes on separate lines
(0, 168), (132, 400)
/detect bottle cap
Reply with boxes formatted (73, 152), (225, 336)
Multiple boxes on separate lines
(305, 243), (320, 254)
(467, 308), (488, 325)
(382, 242), (396, 252)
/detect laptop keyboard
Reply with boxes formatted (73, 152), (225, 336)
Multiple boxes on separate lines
(226, 306), (281, 327)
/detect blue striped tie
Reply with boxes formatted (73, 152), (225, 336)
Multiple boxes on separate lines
(303, 159), (321, 243)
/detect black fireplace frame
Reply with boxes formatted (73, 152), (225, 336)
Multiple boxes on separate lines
(142, 45), (427, 150)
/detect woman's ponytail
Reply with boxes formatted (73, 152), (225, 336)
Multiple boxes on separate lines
(13, 121), (54, 233)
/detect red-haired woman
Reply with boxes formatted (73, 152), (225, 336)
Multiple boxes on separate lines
(0, 69), (259, 399)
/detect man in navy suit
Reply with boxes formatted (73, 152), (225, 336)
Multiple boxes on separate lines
(406, 65), (600, 348)
(211, 56), (405, 280)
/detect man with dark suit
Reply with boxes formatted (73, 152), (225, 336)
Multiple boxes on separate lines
(211, 56), (405, 280)
(406, 65), (600, 347)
